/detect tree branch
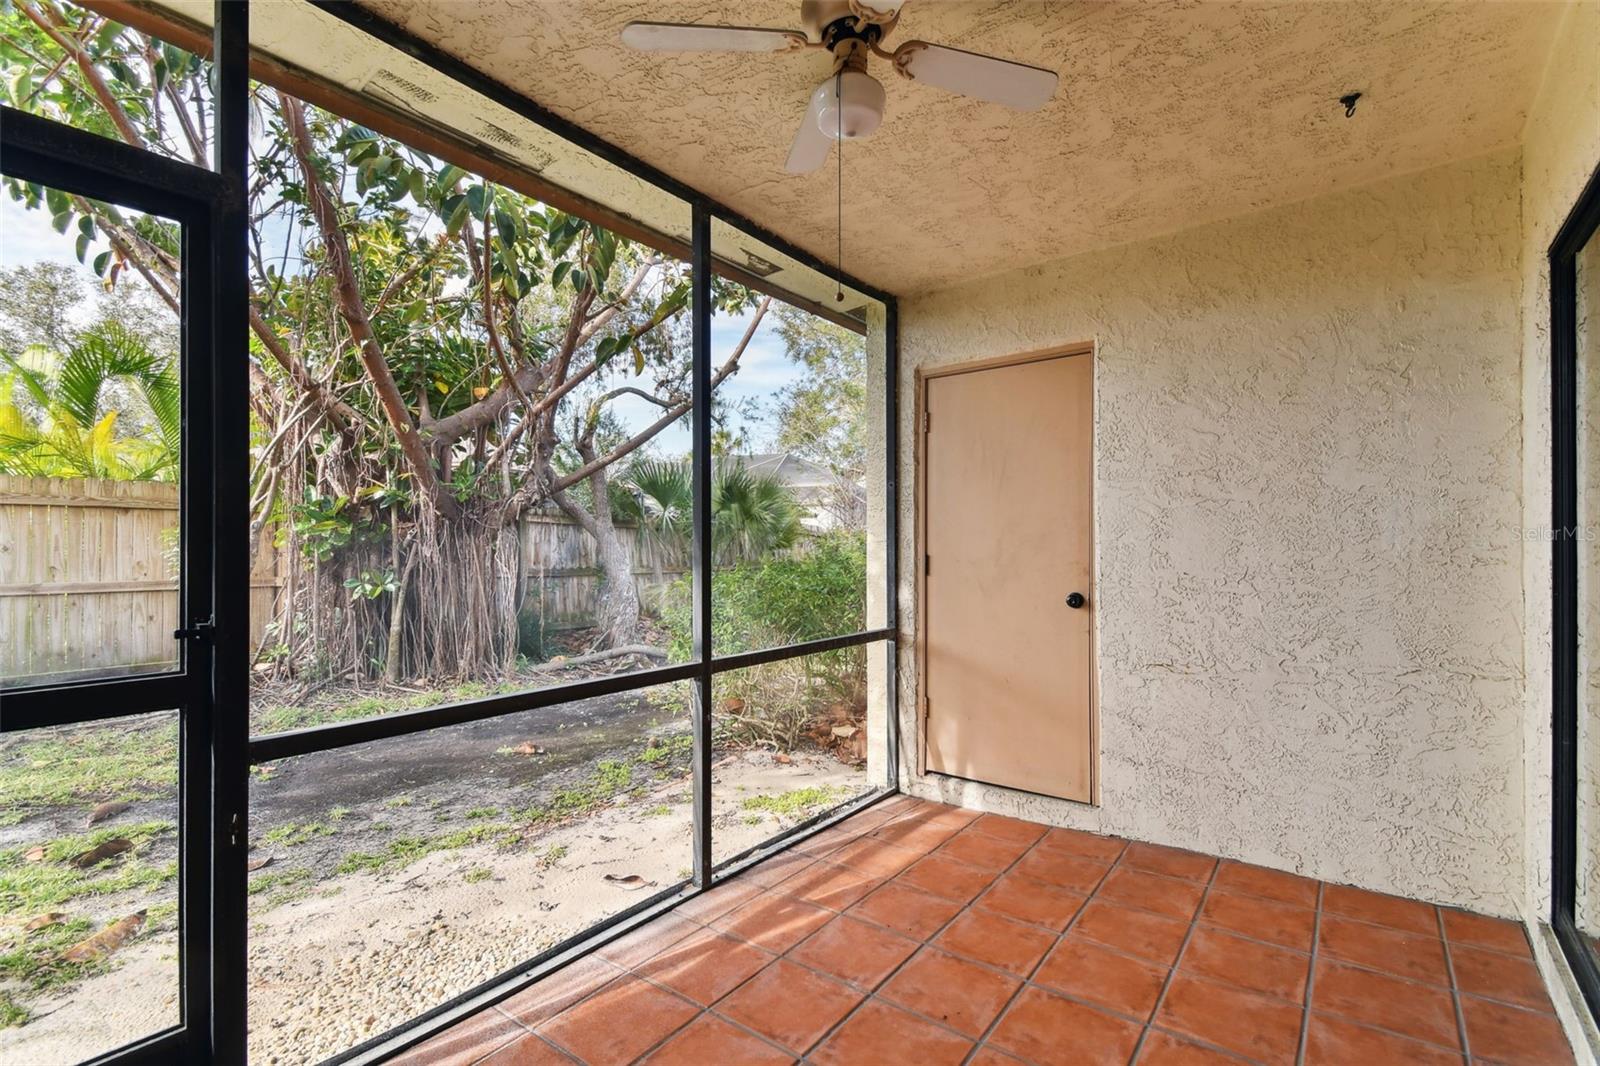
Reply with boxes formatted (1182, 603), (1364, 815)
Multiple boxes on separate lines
(248, 305), (362, 433)
(280, 92), (447, 512)
(595, 385), (674, 409)
(24, 1), (140, 146)
(546, 295), (771, 494)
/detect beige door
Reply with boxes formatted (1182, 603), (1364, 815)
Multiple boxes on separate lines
(922, 351), (1094, 801)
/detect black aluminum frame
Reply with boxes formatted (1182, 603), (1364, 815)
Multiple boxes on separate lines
(0, 6), (247, 1060)
(2, 2), (898, 1063)
(1551, 159), (1600, 1022)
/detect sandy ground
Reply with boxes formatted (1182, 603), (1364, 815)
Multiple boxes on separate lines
(2, 750), (861, 1066)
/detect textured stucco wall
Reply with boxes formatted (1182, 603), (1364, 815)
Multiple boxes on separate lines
(1516, 4), (1600, 1052)
(896, 150), (1527, 915)
(1520, 0), (1600, 928)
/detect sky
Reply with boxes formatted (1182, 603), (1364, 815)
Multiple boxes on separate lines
(2, 183), (804, 457)
(2, 194), (81, 270)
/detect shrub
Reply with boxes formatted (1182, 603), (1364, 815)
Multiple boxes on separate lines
(661, 530), (866, 657)
(661, 531), (868, 750)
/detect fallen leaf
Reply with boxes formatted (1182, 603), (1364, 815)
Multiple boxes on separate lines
(830, 725), (859, 739)
(247, 856), (273, 872)
(62, 911), (146, 963)
(85, 800), (132, 827)
(774, 753), (793, 765)
(25, 912), (66, 931)
(603, 873), (655, 891)
(23, 846), (46, 863)
(511, 742), (546, 756)
(70, 838), (133, 869)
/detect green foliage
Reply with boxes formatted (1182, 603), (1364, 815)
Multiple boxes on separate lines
(612, 459), (804, 566)
(344, 568), (398, 601)
(0, 822), (177, 912)
(261, 822), (333, 848)
(0, 322), (180, 480)
(662, 530), (867, 660)
(287, 492), (385, 563)
(659, 532), (867, 750)
(0, 916), (104, 1024)
(516, 611), (548, 661)
(770, 303), (869, 490)
(0, 719), (176, 826)
(333, 822), (511, 876)
(741, 785), (852, 817)
(0, 990), (29, 1029)
(247, 867), (314, 909)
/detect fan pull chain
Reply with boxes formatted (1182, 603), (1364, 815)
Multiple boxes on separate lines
(835, 70), (844, 303)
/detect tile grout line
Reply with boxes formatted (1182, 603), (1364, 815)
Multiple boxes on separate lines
(1125, 855), (1223, 1065)
(478, 794), (913, 1062)
(788, 817), (1058, 1063)
(1436, 905), (1472, 1065)
(604, 803), (929, 1066)
(638, 802), (985, 1063)
(811, 832), (1500, 992)
(771, 857), (1484, 1062)
(1294, 879), (1326, 1066)
(956, 834), (1131, 1066)
(554, 807), (919, 1066)
(460, 1007), (540, 1065)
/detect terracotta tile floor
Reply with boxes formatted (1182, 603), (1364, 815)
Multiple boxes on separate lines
(394, 797), (1574, 1066)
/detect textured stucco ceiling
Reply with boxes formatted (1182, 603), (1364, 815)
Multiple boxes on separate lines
(358, 1), (1563, 296)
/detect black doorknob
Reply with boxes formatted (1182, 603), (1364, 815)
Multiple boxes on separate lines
(1066, 592), (1086, 609)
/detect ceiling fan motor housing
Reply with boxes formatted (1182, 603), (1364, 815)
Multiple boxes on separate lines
(802, 0), (885, 41)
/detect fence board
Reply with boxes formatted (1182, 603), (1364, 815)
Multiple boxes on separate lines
(517, 511), (689, 630)
(0, 475), (282, 683)
(0, 479), (689, 680)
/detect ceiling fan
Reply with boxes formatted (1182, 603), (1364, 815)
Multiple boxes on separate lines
(620, 1), (1059, 174)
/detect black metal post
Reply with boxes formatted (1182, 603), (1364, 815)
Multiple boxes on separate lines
(691, 205), (714, 885)
(209, 1), (251, 1059)
(884, 298), (901, 791)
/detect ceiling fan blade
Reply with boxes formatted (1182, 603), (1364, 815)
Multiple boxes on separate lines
(894, 41), (1057, 111)
(620, 22), (806, 53)
(785, 88), (833, 174)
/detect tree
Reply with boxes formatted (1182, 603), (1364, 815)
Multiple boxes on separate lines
(769, 303), (868, 529)
(0, 321), (180, 480)
(0, 2), (770, 679)
(0, 262), (82, 356)
(613, 457), (804, 567)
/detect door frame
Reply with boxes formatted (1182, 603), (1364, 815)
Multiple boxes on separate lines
(913, 342), (1100, 805)
(1550, 159), (1600, 1022)
(0, 7), (248, 1061)
(0, 110), (244, 1064)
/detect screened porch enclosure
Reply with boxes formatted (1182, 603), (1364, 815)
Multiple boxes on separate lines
(0, 0), (1597, 1064)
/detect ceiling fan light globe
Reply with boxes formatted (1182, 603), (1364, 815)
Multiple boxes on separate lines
(815, 70), (885, 140)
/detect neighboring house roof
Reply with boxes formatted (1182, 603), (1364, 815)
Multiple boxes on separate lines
(726, 452), (865, 532)
(730, 452), (839, 490)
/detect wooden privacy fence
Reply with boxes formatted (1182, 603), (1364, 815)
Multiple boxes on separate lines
(0, 478), (688, 682)
(0, 475), (281, 684)
(518, 509), (689, 631)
